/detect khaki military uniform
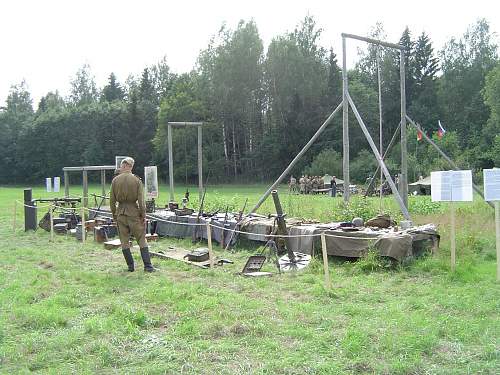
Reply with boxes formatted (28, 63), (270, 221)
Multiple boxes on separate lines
(110, 171), (147, 248)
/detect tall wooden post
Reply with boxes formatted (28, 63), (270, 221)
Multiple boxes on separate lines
(101, 170), (106, 196)
(198, 125), (203, 202)
(450, 202), (456, 272)
(82, 170), (88, 208)
(495, 201), (500, 281)
(167, 124), (174, 203)
(81, 205), (86, 244)
(342, 36), (350, 202)
(377, 49), (383, 205)
(400, 49), (408, 209)
(64, 170), (69, 197)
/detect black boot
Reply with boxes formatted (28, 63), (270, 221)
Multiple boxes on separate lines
(122, 248), (135, 272)
(140, 247), (156, 272)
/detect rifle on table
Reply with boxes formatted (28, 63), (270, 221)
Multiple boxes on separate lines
(224, 198), (248, 251)
(192, 188), (207, 242)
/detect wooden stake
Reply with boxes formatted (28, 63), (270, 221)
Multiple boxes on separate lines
(49, 206), (54, 242)
(495, 201), (500, 281)
(81, 206), (86, 244)
(206, 222), (214, 268)
(13, 201), (17, 233)
(450, 201), (456, 272)
(321, 233), (331, 290)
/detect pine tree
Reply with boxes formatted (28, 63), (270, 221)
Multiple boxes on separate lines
(101, 73), (125, 102)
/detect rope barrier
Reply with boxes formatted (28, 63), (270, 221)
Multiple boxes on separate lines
(12, 201), (394, 242)
(15, 200), (53, 209)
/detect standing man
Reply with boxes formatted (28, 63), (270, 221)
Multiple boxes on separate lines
(110, 157), (155, 272)
(330, 176), (337, 197)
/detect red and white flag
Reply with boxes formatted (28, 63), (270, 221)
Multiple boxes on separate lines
(437, 120), (446, 139)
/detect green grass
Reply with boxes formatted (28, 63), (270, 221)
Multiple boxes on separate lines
(0, 184), (499, 374)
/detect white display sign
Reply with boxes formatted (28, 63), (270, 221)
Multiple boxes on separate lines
(431, 170), (473, 202)
(46, 178), (52, 192)
(484, 168), (500, 201)
(53, 177), (60, 193)
(144, 166), (159, 199)
(115, 156), (128, 170)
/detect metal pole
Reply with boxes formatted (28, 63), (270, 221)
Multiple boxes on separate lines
(400, 49), (408, 209)
(342, 36), (350, 202)
(347, 92), (411, 221)
(167, 124), (174, 202)
(101, 169), (106, 196)
(406, 115), (494, 209)
(64, 170), (69, 198)
(365, 122), (401, 196)
(82, 170), (88, 208)
(198, 125), (203, 202)
(249, 102), (343, 214)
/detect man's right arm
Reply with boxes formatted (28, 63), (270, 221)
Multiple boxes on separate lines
(110, 181), (117, 218)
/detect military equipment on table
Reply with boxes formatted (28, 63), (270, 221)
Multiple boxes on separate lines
(270, 190), (311, 272)
(34, 197), (81, 207)
(224, 198), (248, 251)
(192, 188), (207, 242)
(183, 248), (210, 262)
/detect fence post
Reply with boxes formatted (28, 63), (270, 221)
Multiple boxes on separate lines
(207, 222), (214, 268)
(81, 205), (86, 244)
(321, 233), (331, 290)
(49, 205), (54, 242)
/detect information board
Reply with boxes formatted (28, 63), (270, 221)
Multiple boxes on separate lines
(115, 156), (128, 170)
(46, 178), (52, 192)
(484, 168), (500, 201)
(53, 177), (60, 193)
(144, 166), (159, 199)
(431, 170), (473, 202)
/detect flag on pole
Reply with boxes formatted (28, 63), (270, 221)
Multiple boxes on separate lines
(417, 130), (423, 141)
(437, 120), (446, 139)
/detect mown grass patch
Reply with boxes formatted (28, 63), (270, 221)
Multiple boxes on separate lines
(0, 184), (499, 373)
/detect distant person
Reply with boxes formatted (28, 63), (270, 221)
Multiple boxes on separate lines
(289, 175), (297, 194)
(299, 176), (305, 194)
(110, 157), (155, 272)
(330, 176), (337, 197)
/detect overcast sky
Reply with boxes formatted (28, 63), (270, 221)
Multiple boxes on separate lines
(1, 0), (499, 107)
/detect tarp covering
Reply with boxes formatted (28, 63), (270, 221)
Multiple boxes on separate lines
(91, 206), (439, 261)
(409, 176), (432, 195)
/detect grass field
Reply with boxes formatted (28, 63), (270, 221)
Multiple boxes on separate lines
(0, 184), (499, 374)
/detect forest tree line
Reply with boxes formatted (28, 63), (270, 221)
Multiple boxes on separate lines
(1, 17), (500, 185)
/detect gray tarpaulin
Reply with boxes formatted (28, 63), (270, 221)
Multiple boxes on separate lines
(92, 206), (439, 261)
(152, 211), (237, 245)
